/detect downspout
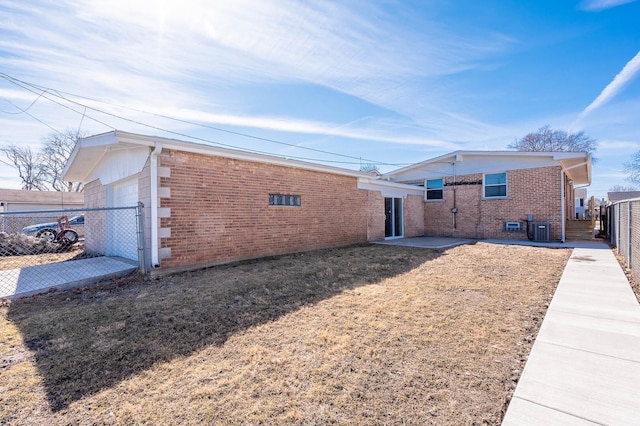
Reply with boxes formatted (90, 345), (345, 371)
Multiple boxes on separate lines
(560, 157), (590, 242)
(452, 162), (457, 231)
(150, 143), (162, 268)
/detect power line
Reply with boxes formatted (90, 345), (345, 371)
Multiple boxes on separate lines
(2, 76), (116, 132)
(0, 89), (46, 115)
(0, 95), (62, 135)
(0, 72), (412, 167)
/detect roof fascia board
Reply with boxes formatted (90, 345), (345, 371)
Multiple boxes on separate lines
(384, 150), (588, 179)
(384, 150), (461, 178)
(113, 131), (371, 179)
(357, 177), (425, 196)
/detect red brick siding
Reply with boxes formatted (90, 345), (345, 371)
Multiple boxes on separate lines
(159, 151), (370, 269)
(423, 174), (482, 238)
(423, 166), (562, 240)
(366, 191), (385, 241)
(404, 194), (425, 237)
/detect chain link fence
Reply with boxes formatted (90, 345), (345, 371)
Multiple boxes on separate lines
(608, 198), (640, 280)
(0, 204), (145, 299)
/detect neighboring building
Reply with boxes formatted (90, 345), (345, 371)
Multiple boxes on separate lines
(0, 188), (84, 234)
(0, 188), (84, 212)
(575, 188), (587, 219)
(63, 131), (592, 273)
(607, 191), (640, 203)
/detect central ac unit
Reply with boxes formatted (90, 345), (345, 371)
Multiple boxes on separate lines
(532, 222), (551, 242)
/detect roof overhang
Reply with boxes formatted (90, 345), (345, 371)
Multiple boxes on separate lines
(383, 150), (592, 185)
(558, 154), (591, 186)
(63, 130), (374, 184)
(357, 177), (425, 197)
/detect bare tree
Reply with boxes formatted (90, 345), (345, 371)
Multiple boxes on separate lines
(0, 144), (47, 190)
(623, 151), (640, 186)
(1, 129), (84, 192)
(508, 125), (597, 157)
(40, 130), (84, 192)
(609, 184), (639, 192)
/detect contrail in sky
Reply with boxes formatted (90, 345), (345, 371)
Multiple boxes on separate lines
(581, 49), (640, 117)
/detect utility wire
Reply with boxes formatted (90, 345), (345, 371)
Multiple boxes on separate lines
(0, 89), (46, 114)
(0, 95), (62, 135)
(0, 72), (411, 167)
(2, 76), (116, 132)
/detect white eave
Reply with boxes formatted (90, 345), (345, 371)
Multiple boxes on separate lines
(63, 130), (374, 184)
(383, 150), (591, 186)
(357, 177), (425, 197)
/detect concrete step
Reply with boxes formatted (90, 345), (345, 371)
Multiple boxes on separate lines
(565, 232), (594, 239)
(565, 221), (594, 240)
(565, 221), (594, 230)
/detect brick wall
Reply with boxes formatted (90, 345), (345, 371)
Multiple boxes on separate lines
(423, 166), (562, 240)
(404, 194), (425, 237)
(366, 191), (385, 241)
(158, 151), (370, 269)
(423, 173), (482, 238)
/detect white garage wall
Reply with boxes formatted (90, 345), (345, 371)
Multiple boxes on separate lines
(106, 177), (140, 261)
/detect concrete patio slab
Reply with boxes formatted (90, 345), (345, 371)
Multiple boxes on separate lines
(372, 236), (473, 249)
(375, 236), (611, 251)
(502, 247), (640, 425)
(0, 256), (139, 300)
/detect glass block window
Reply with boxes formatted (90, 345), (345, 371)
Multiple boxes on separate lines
(269, 194), (301, 207)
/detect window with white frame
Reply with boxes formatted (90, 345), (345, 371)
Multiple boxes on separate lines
(426, 178), (444, 200)
(483, 172), (507, 198)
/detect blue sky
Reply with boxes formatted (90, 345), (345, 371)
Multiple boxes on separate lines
(0, 0), (639, 199)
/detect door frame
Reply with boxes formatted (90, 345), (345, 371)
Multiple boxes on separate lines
(384, 197), (404, 239)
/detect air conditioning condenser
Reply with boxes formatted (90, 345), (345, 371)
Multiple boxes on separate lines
(532, 222), (550, 242)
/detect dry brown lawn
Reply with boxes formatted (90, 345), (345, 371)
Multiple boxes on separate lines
(0, 242), (570, 425)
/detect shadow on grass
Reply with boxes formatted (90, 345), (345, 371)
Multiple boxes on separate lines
(7, 244), (443, 411)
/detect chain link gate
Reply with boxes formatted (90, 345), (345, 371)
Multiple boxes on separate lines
(0, 203), (145, 299)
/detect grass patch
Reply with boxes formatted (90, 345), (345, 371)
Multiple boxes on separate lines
(0, 243), (569, 425)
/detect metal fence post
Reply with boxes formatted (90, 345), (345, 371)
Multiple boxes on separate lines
(136, 202), (148, 273)
(627, 201), (633, 267)
(617, 203), (621, 253)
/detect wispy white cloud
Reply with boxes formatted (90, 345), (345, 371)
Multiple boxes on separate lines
(0, 0), (513, 149)
(579, 0), (637, 10)
(578, 50), (640, 118)
(595, 140), (640, 150)
(66, 97), (459, 149)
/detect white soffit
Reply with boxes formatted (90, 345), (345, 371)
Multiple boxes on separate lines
(357, 178), (425, 198)
(386, 151), (589, 183)
(88, 146), (150, 185)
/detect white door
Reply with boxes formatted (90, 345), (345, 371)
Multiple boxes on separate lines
(106, 178), (139, 260)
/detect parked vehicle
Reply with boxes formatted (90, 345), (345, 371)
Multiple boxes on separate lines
(22, 215), (84, 243)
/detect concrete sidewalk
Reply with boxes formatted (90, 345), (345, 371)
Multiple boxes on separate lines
(503, 247), (640, 425)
